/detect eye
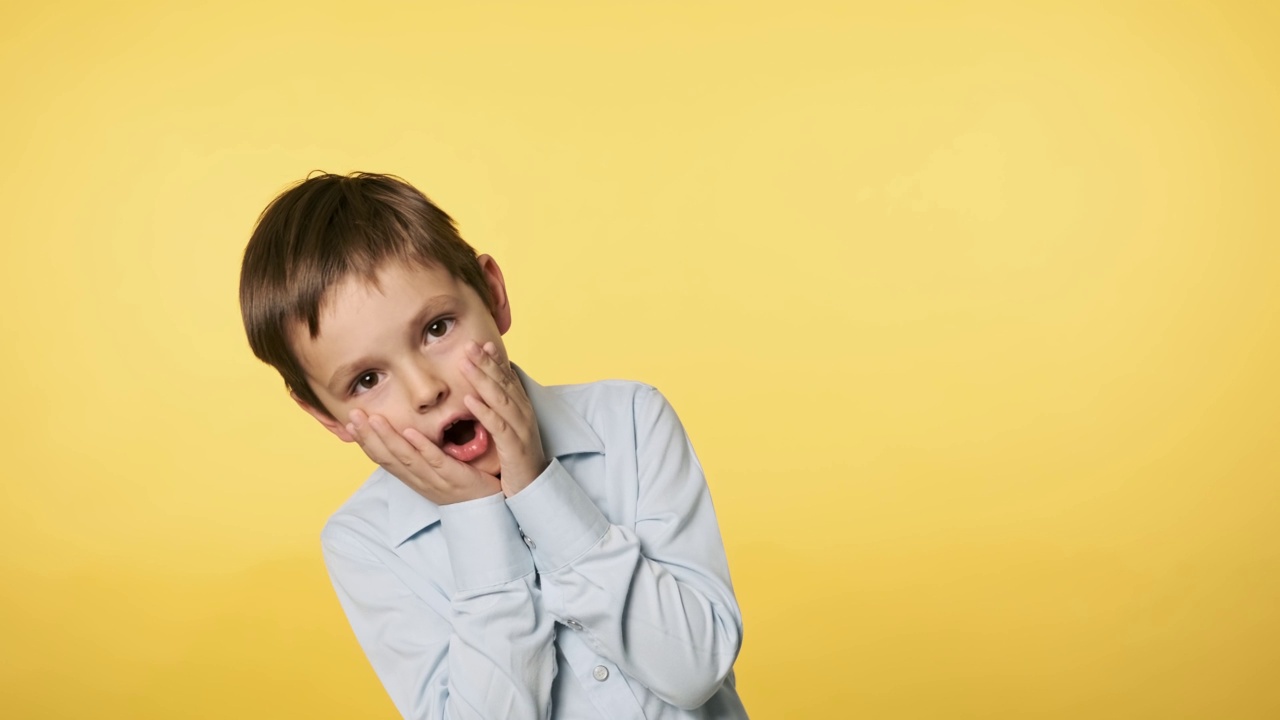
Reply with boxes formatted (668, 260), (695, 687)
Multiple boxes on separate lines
(424, 318), (455, 344)
(350, 371), (382, 396)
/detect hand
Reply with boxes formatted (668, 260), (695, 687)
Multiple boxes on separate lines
(346, 409), (502, 505)
(460, 341), (549, 496)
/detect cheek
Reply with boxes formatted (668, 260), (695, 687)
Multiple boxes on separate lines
(348, 388), (411, 426)
(443, 343), (480, 379)
(369, 392), (413, 419)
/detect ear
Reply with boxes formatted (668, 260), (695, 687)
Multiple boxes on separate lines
(291, 390), (356, 443)
(478, 253), (512, 334)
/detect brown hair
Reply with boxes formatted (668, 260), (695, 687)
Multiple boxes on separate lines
(239, 172), (493, 417)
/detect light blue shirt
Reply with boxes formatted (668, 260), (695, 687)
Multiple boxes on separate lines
(321, 368), (748, 719)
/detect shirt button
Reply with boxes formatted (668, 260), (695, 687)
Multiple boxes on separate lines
(565, 619), (584, 631)
(522, 534), (536, 549)
(592, 665), (609, 682)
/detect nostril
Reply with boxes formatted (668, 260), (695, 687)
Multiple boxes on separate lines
(415, 385), (446, 413)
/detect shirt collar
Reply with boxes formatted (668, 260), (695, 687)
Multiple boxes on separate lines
(386, 364), (604, 546)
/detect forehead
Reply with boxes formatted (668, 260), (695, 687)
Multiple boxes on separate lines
(288, 261), (466, 378)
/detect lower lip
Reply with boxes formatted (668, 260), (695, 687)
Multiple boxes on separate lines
(442, 422), (491, 463)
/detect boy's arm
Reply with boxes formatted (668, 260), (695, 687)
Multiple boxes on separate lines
(321, 494), (556, 720)
(506, 386), (743, 710)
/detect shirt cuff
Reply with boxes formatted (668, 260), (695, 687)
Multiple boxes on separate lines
(438, 491), (535, 592)
(505, 459), (610, 573)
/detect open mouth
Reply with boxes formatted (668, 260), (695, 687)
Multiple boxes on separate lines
(440, 418), (490, 463)
(443, 418), (477, 446)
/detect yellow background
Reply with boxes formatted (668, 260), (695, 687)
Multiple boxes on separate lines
(2, 1), (1277, 717)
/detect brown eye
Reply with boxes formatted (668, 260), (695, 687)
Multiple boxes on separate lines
(425, 318), (455, 342)
(355, 373), (379, 390)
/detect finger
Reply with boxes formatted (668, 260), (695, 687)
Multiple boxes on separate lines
(347, 409), (393, 465)
(462, 346), (528, 423)
(480, 342), (516, 383)
(400, 426), (454, 473)
(482, 342), (521, 387)
(482, 341), (503, 362)
(466, 390), (548, 497)
(366, 414), (427, 468)
(400, 426), (435, 454)
(464, 392), (514, 446)
(466, 341), (518, 393)
(462, 361), (531, 445)
(404, 426), (504, 502)
(373, 415), (491, 486)
(397, 422), (504, 488)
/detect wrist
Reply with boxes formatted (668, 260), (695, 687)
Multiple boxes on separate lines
(408, 475), (502, 506)
(438, 492), (535, 590)
(502, 458), (551, 497)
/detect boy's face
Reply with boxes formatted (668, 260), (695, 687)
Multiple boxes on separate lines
(289, 256), (512, 478)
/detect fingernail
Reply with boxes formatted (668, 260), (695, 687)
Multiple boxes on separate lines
(345, 423), (356, 435)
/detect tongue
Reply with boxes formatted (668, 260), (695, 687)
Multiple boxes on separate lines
(442, 421), (490, 463)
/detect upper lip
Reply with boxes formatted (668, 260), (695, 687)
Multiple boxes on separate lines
(433, 410), (476, 445)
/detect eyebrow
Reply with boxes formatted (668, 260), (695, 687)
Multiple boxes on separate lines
(324, 294), (457, 394)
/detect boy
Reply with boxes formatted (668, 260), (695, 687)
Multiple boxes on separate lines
(239, 173), (748, 719)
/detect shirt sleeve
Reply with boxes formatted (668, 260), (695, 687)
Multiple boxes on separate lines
(321, 492), (557, 720)
(505, 386), (743, 710)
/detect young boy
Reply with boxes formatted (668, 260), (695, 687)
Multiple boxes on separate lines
(239, 173), (748, 719)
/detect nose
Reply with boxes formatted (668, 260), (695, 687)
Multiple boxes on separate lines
(404, 361), (447, 413)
